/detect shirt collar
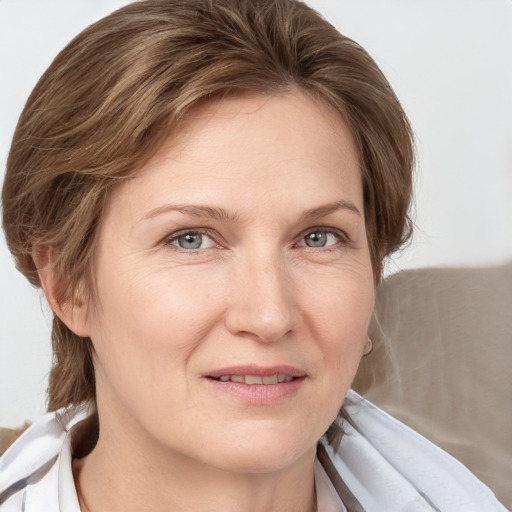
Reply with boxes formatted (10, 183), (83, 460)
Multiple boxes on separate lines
(58, 406), (94, 512)
(315, 457), (347, 512)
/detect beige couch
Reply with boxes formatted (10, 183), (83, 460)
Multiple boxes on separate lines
(354, 262), (512, 509)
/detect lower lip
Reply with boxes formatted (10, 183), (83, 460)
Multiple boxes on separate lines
(204, 377), (305, 405)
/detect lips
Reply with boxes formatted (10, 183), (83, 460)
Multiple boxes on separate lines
(215, 374), (295, 384)
(204, 365), (306, 404)
(206, 365), (306, 384)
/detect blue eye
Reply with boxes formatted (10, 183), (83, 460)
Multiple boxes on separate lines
(169, 231), (216, 250)
(300, 230), (341, 248)
(176, 233), (203, 249)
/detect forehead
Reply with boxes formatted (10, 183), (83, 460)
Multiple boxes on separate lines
(169, 90), (357, 167)
(104, 90), (362, 220)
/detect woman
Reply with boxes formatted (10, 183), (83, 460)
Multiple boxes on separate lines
(0, 1), (506, 511)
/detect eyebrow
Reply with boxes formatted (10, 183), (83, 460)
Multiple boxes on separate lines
(300, 200), (362, 221)
(141, 199), (361, 223)
(141, 204), (240, 223)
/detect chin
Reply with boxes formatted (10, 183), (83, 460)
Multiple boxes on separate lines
(210, 448), (313, 475)
(197, 425), (318, 474)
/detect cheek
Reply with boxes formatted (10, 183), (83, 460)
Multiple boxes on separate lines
(300, 269), (374, 382)
(88, 264), (226, 373)
(301, 264), (374, 335)
(294, 277), (373, 438)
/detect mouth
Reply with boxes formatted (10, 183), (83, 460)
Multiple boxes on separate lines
(210, 374), (297, 385)
(204, 366), (306, 404)
(206, 365), (306, 384)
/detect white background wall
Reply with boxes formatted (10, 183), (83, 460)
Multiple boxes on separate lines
(1, 0), (511, 427)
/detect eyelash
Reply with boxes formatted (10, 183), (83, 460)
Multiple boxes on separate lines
(162, 226), (351, 252)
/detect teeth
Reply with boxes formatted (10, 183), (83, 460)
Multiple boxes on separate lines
(216, 374), (295, 384)
(245, 375), (263, 385)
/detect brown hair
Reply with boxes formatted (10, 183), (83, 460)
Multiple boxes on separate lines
(2, 0), (413, 413)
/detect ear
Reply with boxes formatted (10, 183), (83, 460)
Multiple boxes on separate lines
(33, 246), (91, 338)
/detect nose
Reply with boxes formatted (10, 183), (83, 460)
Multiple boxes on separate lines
(224, 252), (296, 343)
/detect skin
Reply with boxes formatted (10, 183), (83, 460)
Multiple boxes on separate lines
(55, 90), (375, 512)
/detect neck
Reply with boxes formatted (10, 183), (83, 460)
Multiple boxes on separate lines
(73, 422), (317, 512)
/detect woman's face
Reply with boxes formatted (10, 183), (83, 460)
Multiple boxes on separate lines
(80, 91), (374, 473)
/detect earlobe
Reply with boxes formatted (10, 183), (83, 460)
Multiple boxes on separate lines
(33, 246), (91, 338)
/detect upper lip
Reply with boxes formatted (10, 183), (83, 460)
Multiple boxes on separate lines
(206, 365), (306, 379)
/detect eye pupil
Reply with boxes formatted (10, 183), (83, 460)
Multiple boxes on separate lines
(178, 233), (202, 249)
(305, 231), (327, 247)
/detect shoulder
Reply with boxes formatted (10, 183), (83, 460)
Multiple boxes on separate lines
(321, 390), (508, 512)
(0, 406), (87, 511)
(0, 424), (31, 457)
